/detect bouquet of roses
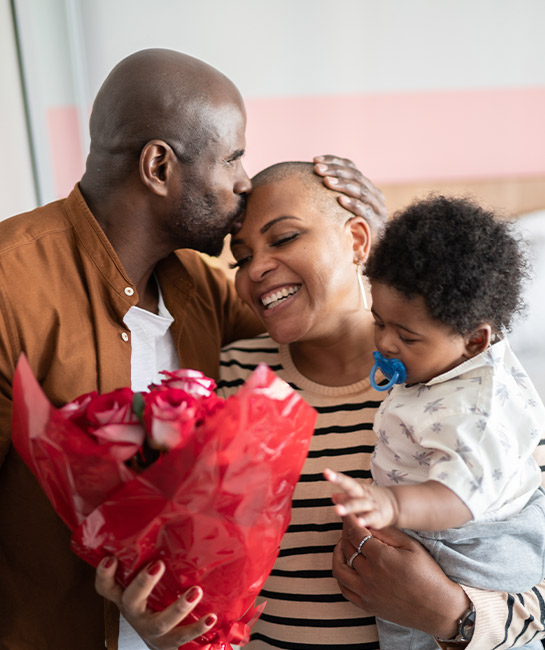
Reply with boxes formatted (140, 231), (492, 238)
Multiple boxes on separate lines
(11, 354), (316, 649)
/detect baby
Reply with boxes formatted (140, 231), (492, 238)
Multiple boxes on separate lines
(326, 195), (545, 650)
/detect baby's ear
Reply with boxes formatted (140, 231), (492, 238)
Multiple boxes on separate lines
(464, 324), (492, 357)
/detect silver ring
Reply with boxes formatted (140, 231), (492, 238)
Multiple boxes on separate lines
(347, 550), (359, 568)
(347, 534), (372, 569)
(357, 534), (372, 553)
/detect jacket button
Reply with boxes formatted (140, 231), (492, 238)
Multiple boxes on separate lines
(121, 332), (129, 342)
(124, 287), (135, 296)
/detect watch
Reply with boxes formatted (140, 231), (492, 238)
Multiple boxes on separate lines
(436, 603), (476, 643)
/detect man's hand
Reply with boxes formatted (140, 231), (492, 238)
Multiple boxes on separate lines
(313, 155), (388, 234)
(332, 517), (470, 639)
(95, 557), (217, 650)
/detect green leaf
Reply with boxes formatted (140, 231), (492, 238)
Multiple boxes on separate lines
(132, 392), (145, 421)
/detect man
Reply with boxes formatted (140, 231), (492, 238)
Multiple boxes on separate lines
(0, 49), (380, 650)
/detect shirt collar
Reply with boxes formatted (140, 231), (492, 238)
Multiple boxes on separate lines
(425, 338), (508, 386)
(64, 185), (196, 310)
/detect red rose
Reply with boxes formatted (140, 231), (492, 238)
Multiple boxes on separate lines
(59, 391), (98, 427)
(154, 369), (216, 397)
(143, 388), (200, 450)
(83, 388), (145, 459)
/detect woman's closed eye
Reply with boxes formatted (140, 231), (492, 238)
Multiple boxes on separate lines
(229, 232), (301, 269)
(229, 256), (251, 270)
(271, 232), (299, 247)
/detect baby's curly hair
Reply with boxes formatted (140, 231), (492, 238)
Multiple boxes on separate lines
(366, 195), (529, 335)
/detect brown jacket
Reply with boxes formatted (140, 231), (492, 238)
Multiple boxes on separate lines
(0, 186), (262, 649)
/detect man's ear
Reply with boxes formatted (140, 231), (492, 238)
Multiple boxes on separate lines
(139, 140), (178, 197)
(346, 216), (372, 262)
(464, 324), (492, 358)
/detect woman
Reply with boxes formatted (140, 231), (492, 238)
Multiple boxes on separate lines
(218, 161), (545, 649)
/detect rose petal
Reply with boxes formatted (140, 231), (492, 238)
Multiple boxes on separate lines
(157, 369), (216, 397)
(92, 423), (145, 446)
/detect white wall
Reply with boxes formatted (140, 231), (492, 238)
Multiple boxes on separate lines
(79, 0), (545, 99)
(3, 0), (545, 214)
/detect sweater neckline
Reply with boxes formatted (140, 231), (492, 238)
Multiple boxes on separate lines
(278, 342), (373, 397)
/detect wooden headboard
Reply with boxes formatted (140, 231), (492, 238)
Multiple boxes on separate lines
(382, 175), (545, 218)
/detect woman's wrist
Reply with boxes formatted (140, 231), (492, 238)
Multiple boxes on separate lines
(433, 584), (472, 639)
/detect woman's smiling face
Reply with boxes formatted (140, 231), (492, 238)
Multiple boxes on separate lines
(230, 175), (365, 345)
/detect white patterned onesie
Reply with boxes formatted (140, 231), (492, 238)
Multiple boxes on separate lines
(372, 338), (545, 650)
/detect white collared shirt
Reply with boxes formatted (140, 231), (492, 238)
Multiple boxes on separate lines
(118, 281), (178, 650)
(123, 282), (179, 392)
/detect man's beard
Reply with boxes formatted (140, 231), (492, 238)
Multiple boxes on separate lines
(178, 192), (246, 257)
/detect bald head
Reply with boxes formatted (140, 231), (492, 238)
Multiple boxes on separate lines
(83, 49), (244, 189)
(251, 162), (351, 225)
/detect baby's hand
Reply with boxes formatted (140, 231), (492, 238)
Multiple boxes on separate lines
(323, 468), (399, 529)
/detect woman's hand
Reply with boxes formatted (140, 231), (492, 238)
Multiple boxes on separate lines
(313, 155), (388, 233)
(332, 516), (470, 639)
(95, 557), (217, 650)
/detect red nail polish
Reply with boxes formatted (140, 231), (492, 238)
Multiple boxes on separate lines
(101, 557), (115, 569)
(186, 587), (200, 603)
(205, 615), (216, 627)
(147, 561), (162, 575)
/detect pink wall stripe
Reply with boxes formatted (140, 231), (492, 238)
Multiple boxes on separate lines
(244, 86), (545, 183)
(46, 106), (85, 199)
(47, 86), (545, 198)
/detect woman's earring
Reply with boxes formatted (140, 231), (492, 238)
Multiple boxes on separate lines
(355, 259), (369, 311)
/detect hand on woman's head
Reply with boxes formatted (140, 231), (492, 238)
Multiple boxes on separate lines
(313, 155), (387, 237)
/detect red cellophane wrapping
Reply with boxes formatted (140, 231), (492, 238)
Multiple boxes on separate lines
(11, 354), (316, 649)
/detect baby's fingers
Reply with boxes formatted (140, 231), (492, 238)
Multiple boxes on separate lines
(324, 468), (365, 497)
(333, 495), (376, 519)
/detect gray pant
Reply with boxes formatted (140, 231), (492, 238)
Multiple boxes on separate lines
(377, 487), (545, 650)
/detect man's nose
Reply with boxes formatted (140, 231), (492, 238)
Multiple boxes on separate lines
(234, 164), (252, 195)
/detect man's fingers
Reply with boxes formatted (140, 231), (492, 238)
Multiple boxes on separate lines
(321, 174), (367, 198)
(313, 154), (357, 170)
(312, 155), (388, 229)
(316, 163), (383, 204)
(337, 194), (386, 221)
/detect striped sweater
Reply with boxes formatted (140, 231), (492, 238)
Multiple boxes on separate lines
(218, 335), (545, 650)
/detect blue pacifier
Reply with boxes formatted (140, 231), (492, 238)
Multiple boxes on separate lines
(370, 351), (407, 391)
